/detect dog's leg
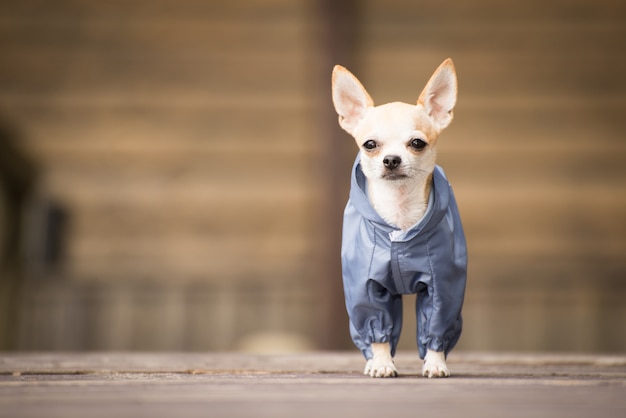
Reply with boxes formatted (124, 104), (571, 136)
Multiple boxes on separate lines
(422, 349), (450, 378)
(364, 342), (398, 378)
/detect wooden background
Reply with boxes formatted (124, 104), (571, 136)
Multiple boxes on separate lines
(0, 0), (624, 353)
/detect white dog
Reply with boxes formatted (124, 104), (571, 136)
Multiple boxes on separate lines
(332, 59), (468, 378)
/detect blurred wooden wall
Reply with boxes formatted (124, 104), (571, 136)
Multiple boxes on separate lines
(0, 0), (327, 351)
(0, 0), (624, 352)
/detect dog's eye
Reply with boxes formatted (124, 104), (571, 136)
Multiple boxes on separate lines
(363, 140), (378, 151)
(410, 138), (427, 151)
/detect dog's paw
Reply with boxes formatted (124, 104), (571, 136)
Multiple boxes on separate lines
(364, 358), (398, 378)
(422, 349), (450, 378)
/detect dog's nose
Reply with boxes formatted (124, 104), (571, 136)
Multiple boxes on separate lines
(383, 155), (402, 170)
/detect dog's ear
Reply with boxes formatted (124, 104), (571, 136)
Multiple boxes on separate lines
(418, 58), (457, 131)
(332, 65), (374, 135)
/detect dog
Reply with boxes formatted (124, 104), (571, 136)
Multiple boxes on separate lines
(332, 59), (468, 378)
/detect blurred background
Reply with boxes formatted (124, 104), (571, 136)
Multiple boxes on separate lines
(0, 0), (624, 353)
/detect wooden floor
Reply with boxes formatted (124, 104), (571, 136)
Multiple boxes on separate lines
(1, 352), (625, 418)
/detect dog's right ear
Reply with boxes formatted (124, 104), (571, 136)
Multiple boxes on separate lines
(332, 65), (374, 135)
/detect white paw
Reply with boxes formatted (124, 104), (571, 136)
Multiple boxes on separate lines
(364, 342), (398, 378)
(364, 358), (398, 378)
(422, 349), (450, 378)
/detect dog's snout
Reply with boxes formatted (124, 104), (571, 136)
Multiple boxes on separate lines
(383, 155), (402, 170)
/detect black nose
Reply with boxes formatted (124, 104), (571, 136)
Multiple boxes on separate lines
(383, 155), (402, 170)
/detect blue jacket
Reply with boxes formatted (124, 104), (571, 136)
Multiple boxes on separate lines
(341, 154), (468, 360)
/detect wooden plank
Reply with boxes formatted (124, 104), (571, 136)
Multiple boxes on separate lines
(64, 235), (312, 282)
(0, 352), (625, 374)
(362, 0), (626, 23)
(69, 194), (315, 234)
(0, 0), (308, 22)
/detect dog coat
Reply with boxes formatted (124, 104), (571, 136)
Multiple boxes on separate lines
(341, 154), (468, 360)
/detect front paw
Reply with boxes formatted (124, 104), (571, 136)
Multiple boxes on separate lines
(364, 358), (398, 378)
(422, 349), (450, 378)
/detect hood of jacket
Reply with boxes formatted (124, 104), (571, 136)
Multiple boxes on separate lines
(348, 153), (451, 239)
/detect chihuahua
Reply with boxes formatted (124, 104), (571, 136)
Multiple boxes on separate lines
(332, 59), (468, 378)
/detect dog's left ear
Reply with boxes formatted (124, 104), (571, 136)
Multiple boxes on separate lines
(332, 65), (374, 135)
(418, 58), (457, 131)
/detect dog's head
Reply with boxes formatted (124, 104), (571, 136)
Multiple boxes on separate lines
(332, 59), (457, 184)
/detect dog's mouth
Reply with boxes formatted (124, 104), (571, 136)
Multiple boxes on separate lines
(382, 172), (409, 181)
